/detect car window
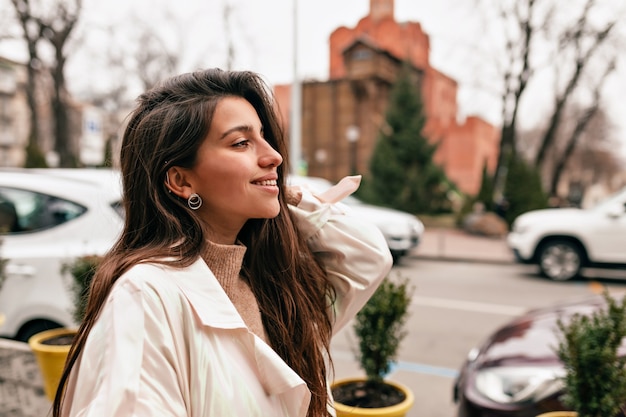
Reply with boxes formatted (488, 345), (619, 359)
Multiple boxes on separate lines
(0, 187), (87, 235)
(111, 200), (125, 219)
(591, 187), (626, 211)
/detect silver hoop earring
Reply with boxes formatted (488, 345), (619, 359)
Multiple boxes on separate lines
(187, 193), (202, 210)
(165, 172), (172, 193)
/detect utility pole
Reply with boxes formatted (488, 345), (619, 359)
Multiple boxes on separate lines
(223, 1), (235, 71)
(289, 0), (302, 175)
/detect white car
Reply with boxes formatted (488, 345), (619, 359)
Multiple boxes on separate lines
(507, 187), (626, 281)
(0, 168), (124, 341)
(288, 175), (424, 263)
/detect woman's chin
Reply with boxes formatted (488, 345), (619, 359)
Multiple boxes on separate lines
(255, 205), (281, 219)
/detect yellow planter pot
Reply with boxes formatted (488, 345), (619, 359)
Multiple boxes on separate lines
(332, 377), (415, 417)
(28, 328), (76, 401)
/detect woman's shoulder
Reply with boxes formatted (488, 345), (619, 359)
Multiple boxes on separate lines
(111, 259), (197, 296)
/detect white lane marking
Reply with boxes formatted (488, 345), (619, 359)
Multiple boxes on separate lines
(412, 296), (527, 316)
(331, 349), (459, 378)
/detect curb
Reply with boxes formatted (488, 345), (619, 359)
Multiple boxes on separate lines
(411, 254), (515, 265)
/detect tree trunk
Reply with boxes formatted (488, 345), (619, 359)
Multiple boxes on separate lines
(491, 0), (537, 202)
(534, 2), (616, 169)
(534, 61), (583, 169)
(549, 105), (598, 196)
(11, 0), (45, 166)
(25, 58), (39, 149)
(549, 59), (615, 196)
(51, 52), (75, 168)
(493, 124), (514, 201)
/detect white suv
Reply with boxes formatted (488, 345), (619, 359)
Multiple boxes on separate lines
(507, 187), (626, 280)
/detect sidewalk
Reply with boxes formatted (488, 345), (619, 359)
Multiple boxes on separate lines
(0, 339), (50, 417)
(411, 227), (515, 264)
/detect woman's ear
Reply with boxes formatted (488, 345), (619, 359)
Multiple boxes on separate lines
(165, 167), (191, 199)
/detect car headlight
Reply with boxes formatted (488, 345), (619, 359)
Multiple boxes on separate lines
(377, 222), (409, 237)
(511, 221), (530, 234)
(410, 218), (424, 236)
(474, 366), (564, 404)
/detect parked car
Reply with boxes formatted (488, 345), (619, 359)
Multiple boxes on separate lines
(0, 168), (123, 341)
(507, 187), (626, 281)
(288, 175), (424, 263)
(453, 294), (625, 417)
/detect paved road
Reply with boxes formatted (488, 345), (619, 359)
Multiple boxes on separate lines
(331, 247), (626, 417)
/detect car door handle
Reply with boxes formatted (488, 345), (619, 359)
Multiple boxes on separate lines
(6, 264), (36, 277)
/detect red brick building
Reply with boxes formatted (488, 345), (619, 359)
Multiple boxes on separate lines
(275, 0), (500, 196)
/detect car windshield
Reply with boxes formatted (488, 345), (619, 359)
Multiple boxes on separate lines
(111, 200), (125, 219)
(591, 187), (626, 211)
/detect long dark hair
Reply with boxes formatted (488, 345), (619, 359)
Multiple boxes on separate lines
(53, 68), (335, 417)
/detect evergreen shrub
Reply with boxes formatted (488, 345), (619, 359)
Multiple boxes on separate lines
(556, 290), (626, 417)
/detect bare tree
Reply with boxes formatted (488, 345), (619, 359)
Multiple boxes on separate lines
(10, 0), (47, 166)
(74, 3), (220, 101)
(125, 2), (234, 89)
(534, 0), (618, 170)
(486, 0), (551, 201)
(572, 147), (622, 190)
(548, 59), (616, 195)
(38, 0), (82, 167)
(135, 28), (179, 91)
(8, 0), (83, 167)
(475, 0), (624, 200)
(518, 100), (620, 199)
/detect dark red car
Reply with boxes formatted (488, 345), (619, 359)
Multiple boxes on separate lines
(453, 294), (624, 416)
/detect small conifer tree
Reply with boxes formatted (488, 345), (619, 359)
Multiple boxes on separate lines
(354, 274), (413, 384)
(361, 65), (451, 214)
(502, 156), (548, 226)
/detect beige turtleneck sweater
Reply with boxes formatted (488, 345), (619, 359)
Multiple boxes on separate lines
(201, 240), (267, 342)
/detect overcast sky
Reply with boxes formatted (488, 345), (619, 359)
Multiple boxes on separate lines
(71, 1), (481, 97)
(2, 0), (626, 158)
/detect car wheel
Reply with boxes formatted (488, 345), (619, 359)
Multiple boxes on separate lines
(390, 250), (404, 264)
(15, 320), (62, 343)
(538, 240), (583, 281)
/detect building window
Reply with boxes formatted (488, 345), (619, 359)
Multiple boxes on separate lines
(352, 49), (372, 61)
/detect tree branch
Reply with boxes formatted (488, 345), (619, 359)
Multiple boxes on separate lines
(549, 58), (617, 196)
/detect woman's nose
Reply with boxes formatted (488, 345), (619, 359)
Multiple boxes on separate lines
(259, 141), (283, 167)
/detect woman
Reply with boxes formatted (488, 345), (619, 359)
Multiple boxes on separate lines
(53, 68), (392, 417)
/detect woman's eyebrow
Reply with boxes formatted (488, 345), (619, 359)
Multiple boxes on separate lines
(219, 124), (253, 140)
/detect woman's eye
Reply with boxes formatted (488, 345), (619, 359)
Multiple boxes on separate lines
(233, 139), (249, 148)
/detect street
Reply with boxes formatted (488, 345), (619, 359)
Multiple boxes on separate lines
(329, 257), (626, 417)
